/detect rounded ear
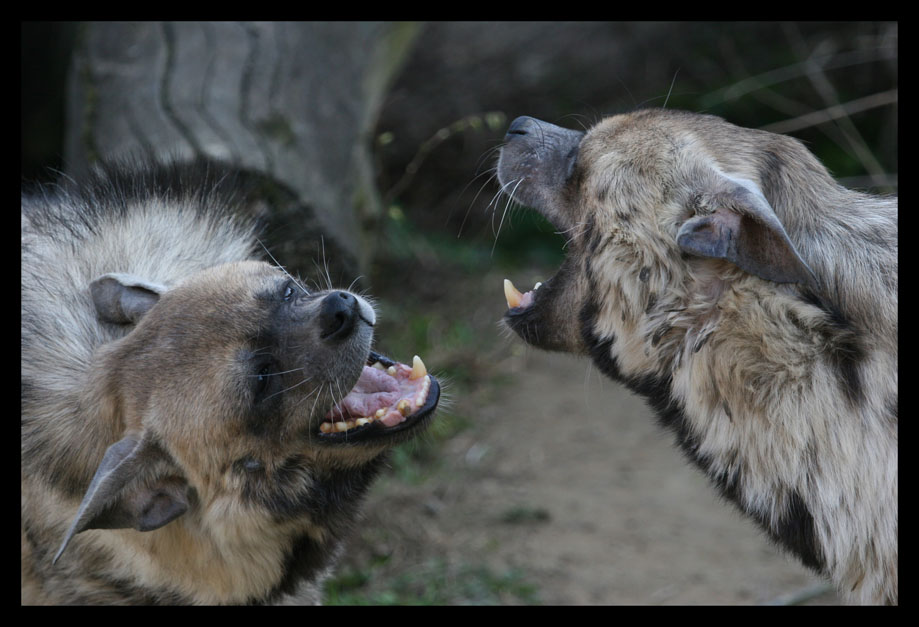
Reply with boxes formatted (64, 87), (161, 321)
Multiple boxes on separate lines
(676, 174), (818, 289)
(53, 433), (190, 565)
(90, 273), (168, 324)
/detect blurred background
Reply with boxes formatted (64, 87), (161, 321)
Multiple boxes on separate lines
(22, 21), (897, 605)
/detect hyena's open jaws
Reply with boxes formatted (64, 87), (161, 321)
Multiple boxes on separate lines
(21, 160), (440, 605)
(497, 111), (897, 605)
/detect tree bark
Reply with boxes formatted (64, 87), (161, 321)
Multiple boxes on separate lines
(64, 21), (420, 279)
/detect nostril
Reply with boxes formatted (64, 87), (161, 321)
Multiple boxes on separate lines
(505, 115), (534, 139)
(319, 291), (357, 340)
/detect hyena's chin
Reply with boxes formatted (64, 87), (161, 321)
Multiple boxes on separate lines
(318, 350), (440, 444)
(501, 272), (585, 354)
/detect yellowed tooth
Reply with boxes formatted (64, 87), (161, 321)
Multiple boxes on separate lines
(386, 365), (397, 376)
(504, 278), (524, 309)
(410, 355), (427, 380)
(397, 399), (411, 416)
(320, 423), (333, 434)
(375, 408), (386, 419)
(355, 418), (371, 427)
(371, 361), (385, 370)
(335, 421), (349, 432)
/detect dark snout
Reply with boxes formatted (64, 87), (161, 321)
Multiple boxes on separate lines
(505, 115), (539, 139)
(319, 291), (360, 340)
(504, 116), (583, 147)
(497, 116), (584, 230)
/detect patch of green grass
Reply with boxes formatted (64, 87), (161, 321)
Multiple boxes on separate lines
(324, 558), (540, 605)
(381, 201), (565, 274)
(499, 505), (552, 525)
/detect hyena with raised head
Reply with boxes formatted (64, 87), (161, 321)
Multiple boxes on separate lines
(21, 160), (440, 605)
(497, 109), (897, 604)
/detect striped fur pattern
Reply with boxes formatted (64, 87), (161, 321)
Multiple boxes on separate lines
(21, 161), (434, 604)
(497, 109), (897, 604)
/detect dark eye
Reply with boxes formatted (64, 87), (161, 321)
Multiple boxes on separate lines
(254, 365), (272, 398)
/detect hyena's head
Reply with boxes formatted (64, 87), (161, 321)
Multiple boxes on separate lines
(54, 259), (439, 565)
(497, 109), (819, 364)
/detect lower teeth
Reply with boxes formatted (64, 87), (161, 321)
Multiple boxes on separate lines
(320, 375), (431, 434)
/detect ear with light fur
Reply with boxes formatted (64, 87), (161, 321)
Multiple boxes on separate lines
(677, 174), (818, 289)
(90, 273), (168, 324)
(53, 433), (190, 565)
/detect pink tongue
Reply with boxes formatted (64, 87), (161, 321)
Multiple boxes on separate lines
(329, 366), (401, 419)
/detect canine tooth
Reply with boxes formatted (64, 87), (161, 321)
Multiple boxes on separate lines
(397, 399), (411, 416)
(504, 278), (524, 308)
(410, 355), (427, 380)
(534, 282), (542, 290)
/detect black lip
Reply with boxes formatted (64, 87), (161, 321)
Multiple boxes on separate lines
(316, 350), (440, 444)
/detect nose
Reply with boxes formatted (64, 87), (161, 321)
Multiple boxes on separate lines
(505, 115), (537, 140)
(318, 291), (358, 340)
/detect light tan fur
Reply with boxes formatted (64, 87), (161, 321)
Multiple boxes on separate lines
(21, 162), (433, 604)
(498, 109), (897, 604)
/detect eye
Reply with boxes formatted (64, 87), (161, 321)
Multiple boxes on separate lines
(254, 365), (273, 399)
(282, 283), (295, 301)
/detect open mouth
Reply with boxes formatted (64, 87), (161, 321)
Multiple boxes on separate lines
(318, 351), (440, 442)
(503, 277), (543, 313)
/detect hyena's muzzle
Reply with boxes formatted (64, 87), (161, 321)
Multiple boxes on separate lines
(497, 116), (589, 353)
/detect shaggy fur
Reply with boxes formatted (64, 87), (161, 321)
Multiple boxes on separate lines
(497, 109), (897, 604)
(21, 160), (438, 604)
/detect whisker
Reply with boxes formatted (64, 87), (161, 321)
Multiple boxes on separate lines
(247, 367), (304, 378)
(492, 178), (525, 256)
(256, 237), (311, 295)
(455, 168), (500, 238)
(321, 236), (334, 291)
(347, 275), (363, 292)
(263, 375), (314, 401)
(663, 68), (680, 109)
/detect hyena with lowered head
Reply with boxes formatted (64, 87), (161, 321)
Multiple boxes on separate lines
(497, 109), (896, 604)
(21, 160), (440, 605)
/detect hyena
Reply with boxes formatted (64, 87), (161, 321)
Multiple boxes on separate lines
(21, 160), (440, 605)
(497, 109), (897, 604)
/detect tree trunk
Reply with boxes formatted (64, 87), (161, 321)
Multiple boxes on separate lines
(64, 21), (420, 280)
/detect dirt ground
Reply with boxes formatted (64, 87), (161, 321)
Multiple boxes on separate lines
(335, 264), (842, 606)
